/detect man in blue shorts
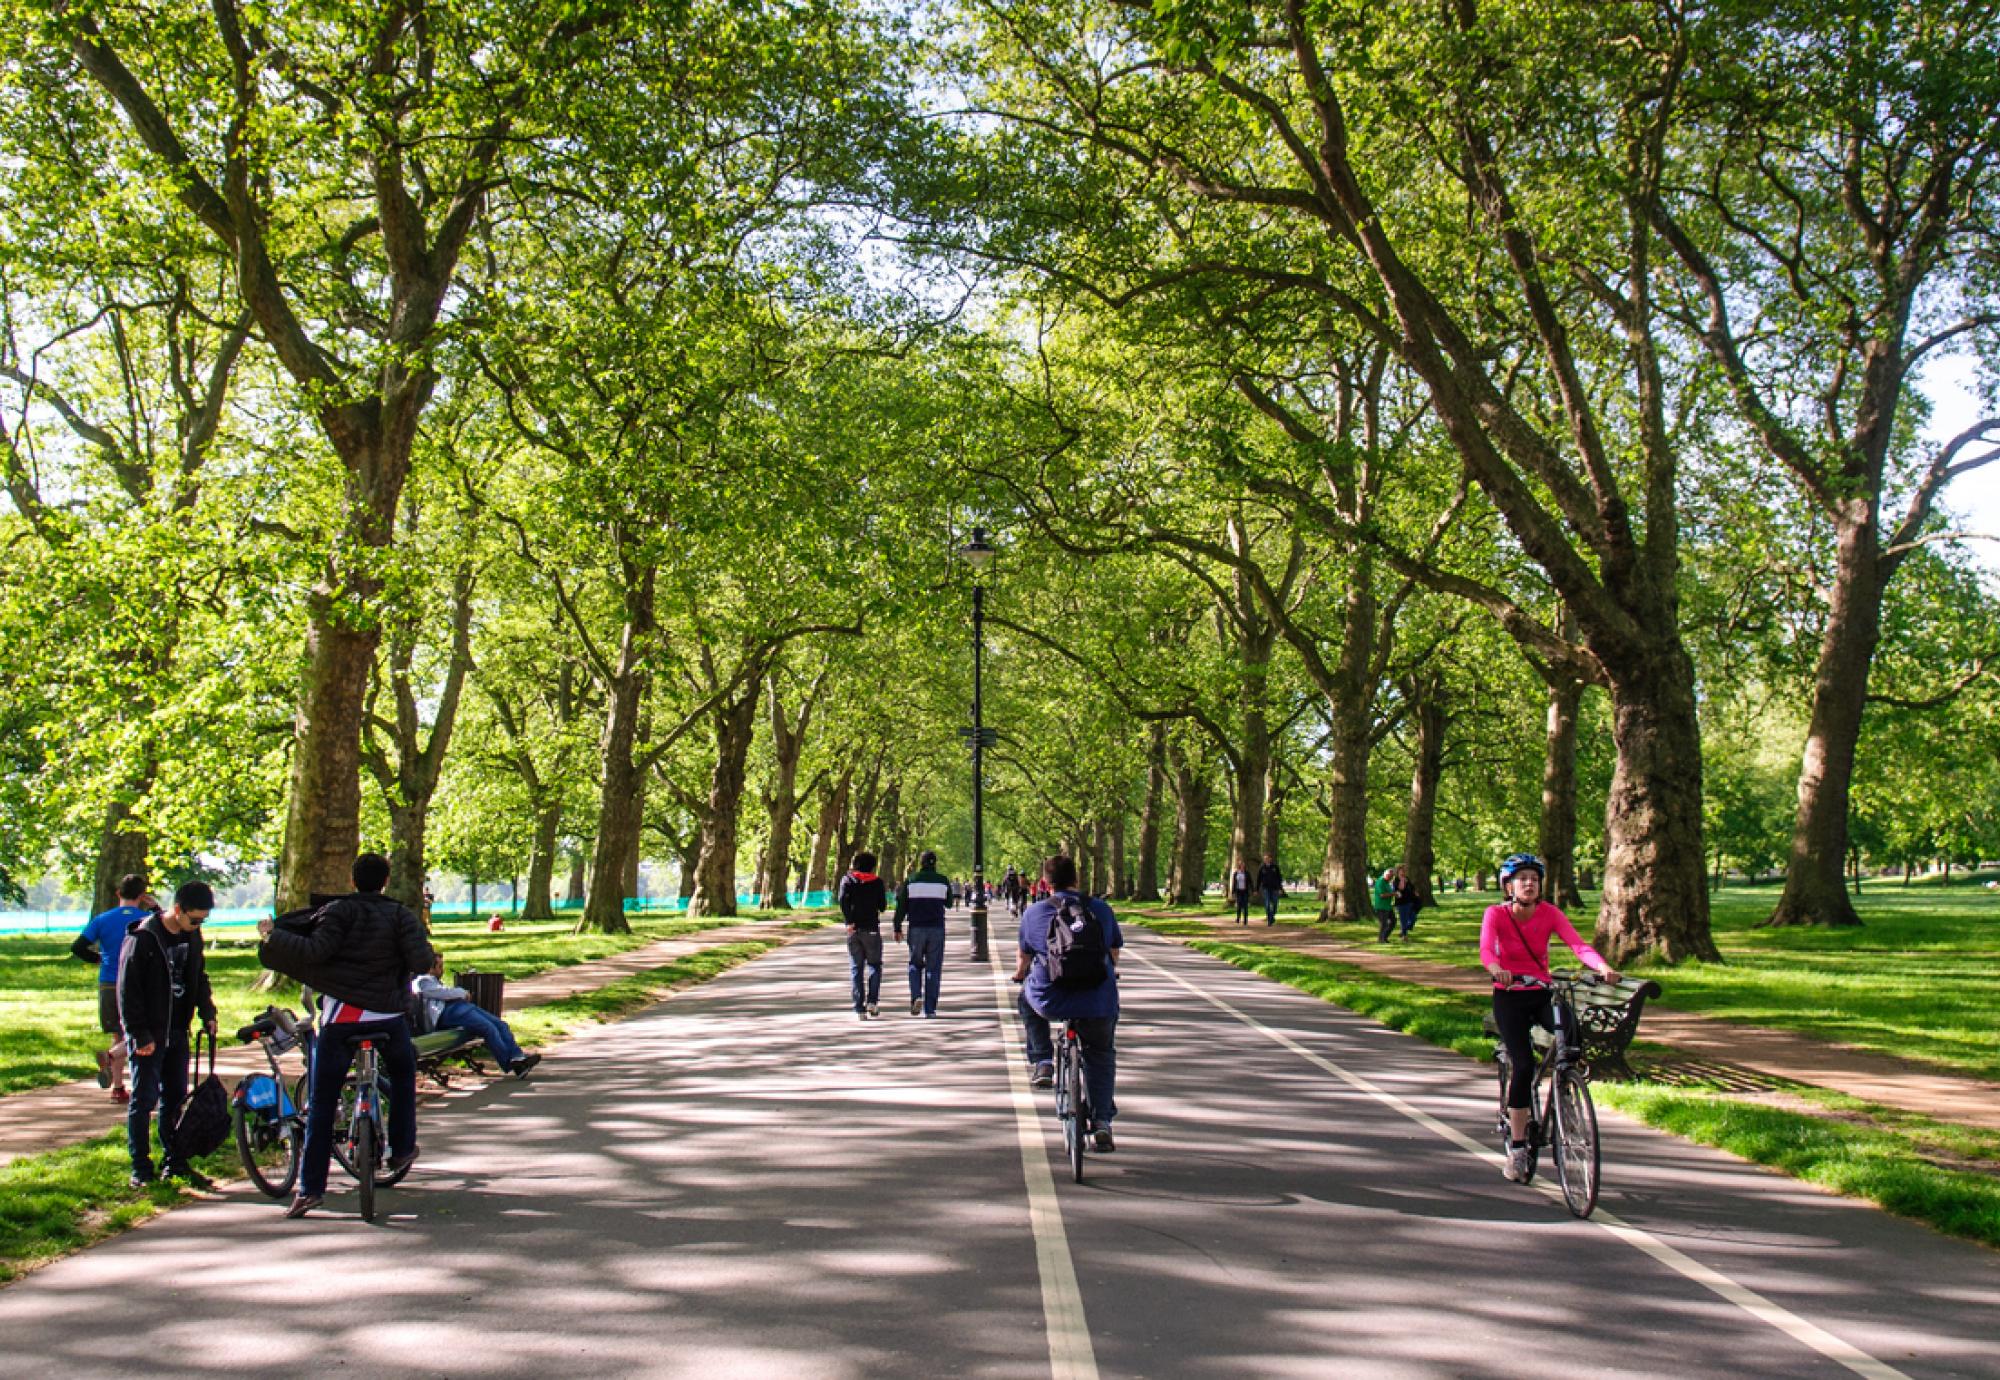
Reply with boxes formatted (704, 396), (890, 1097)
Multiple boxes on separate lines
(1012, 854), (1122, 1152)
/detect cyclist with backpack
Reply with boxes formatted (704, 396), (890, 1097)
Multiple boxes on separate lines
(836, 850), (889, 1018)
(1484, 853), (1619, 1182)
(1011, 854), (1122, 1152)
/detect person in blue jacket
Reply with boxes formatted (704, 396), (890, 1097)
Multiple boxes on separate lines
(70, 872), (157, 1104)
(1012, 854), (1123, 1153)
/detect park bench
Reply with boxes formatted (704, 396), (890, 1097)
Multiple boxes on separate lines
(1479, 970), (1664, 1081)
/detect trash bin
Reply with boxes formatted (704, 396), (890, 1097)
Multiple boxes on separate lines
(455, 969), (505, 1017)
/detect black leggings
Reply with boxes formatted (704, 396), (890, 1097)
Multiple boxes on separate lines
(1492, 986), (1554, 1110)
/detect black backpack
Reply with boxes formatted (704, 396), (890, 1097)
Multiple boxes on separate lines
(169, 1030), (232, 1161)
(1044, 896), (1110, 989)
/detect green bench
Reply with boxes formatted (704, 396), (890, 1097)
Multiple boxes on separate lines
(1480, 970), (1664, 1081)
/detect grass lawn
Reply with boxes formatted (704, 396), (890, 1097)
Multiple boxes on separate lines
(1144, 923), (2000, 1251)
(1146, 881), (2000, 1082)
(0, 906), (824, 1098)
(0, 938), (780, 1281)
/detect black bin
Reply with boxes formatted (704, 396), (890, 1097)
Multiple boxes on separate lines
(454, 969), (505, 1017)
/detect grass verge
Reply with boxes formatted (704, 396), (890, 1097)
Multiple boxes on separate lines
(1145, 922), (2000, 1250)
(0, 938), (782, 1284)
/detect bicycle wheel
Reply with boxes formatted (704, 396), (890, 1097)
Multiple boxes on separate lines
(374, 1095), (413, 1186)
(1552, 1068), (1600, 1218)
(355, 1114), (378, 1223)
(1064, 1042), (1086, 1184)
(233, 1103), (300, 1198)
(330, 1082), (359, 1179)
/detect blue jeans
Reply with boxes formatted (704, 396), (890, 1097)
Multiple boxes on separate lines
(1397, 901), (1419, 936)
(302, 1018), (417, 1198)
(905, 926), (944, 1012)
(1233, 889), (1250, 923)
(127, 1037), (189, 1176)
(847, 930), (883, 1008)
(1262, 887), (1282, 923)
(436, 999), (525, 1066)
(1018, 996), (1117, 1128)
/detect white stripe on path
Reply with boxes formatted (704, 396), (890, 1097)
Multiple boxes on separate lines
(986, 951), (1100, 1380)
(1130, 946), (1913, 1380)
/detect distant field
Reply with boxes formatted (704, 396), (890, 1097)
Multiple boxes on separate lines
(1154, 881), (2000, 1083)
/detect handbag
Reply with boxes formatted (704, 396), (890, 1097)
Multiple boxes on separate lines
(169, 1029), (233, 1162)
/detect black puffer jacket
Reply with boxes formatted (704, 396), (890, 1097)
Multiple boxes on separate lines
(117, 916), (216, 1050)
(259, 892), (435, 1014)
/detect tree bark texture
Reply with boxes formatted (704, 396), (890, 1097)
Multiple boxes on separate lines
(689, 680), (762, 918)
(523, 802), (562, 920)
(581, 668), (647, 934)
(1538, 675), (1586, 908)
(1134, 723), (1165, 901)
(1108, 816), (1128, 900)
(1400, 671), (1445, 909)
(808, 768), (850, 893)
(92, 770), (154, 915)
(1169, 743), (1213, 906)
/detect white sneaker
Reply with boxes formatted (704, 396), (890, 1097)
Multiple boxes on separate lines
(1503, 1145), (1532, 1182)
(866, 1003), (879, 1018)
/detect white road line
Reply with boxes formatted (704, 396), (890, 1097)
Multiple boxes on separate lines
(1130, 946), (1912, 1380)
(988, 952), (1100, 1380)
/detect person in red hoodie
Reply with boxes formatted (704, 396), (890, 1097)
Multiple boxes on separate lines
(1481, 853), (1620, 1183)
(837, 851), (889, 1018)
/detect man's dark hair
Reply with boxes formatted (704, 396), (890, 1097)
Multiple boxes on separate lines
(1043, 854), (1078, 890)
(919, 849), (938, 869)
(174, 880), (215, 911)
(352, 853), (392, 893)
(852, 850), (877, 872)
(117, 872), (148, 901)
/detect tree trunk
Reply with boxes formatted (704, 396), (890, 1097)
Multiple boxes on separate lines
(565, 850), (586, 905)
(386, 799), (429, 917)
(1170, 744), (1213, 906)
(276, 615), (379, 910)
(581, 668), (646, 935)
(1320, 691), (1373, 923)
(756, 790), (799, 911)
(1401, 673), (1445, 909)
(1767, 518), (1882, 927)
(523, 802), (562, 920)
(1108, 816), (1128, 901)
(689, 683), (762, 918)
(92, 771), (154, 915)
(1134, 723), (1165, 901)
(677, 833), (701, 901)
(1538, 674), (1586, 909)
(1261, 759), (1284, 867)
(808, 768), (850, 893)
(1594, 657), (1720, 964)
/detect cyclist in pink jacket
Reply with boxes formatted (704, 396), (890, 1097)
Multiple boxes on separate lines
(1481, 854), (1620, 1182)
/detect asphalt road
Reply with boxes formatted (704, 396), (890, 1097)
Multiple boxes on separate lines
(0, 923), (1993, 1379)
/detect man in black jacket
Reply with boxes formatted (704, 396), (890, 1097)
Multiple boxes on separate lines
(118, 880), (219, 1188)
(1257, 854), (1285, 926)
(258, 852), (436, 1219)
(836, 850), (889, 1018)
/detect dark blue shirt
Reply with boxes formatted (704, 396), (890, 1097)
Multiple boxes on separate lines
(1019, 892), (1122, 1019)
(80, 906), (149, 984)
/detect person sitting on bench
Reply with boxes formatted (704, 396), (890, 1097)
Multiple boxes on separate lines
(413, 955), (540, 1079)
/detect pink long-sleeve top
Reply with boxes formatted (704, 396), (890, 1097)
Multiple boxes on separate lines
(1479, 902), (1607, 989)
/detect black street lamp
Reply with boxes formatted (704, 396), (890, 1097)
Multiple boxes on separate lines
(960, 526), (995, 962)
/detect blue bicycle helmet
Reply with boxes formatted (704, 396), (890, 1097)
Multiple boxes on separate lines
(1498, 853), (1544, 885)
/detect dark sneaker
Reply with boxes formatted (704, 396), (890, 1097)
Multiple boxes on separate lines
(510, 1054), (542, 1079)
(1092, 1128), (1116, 1153)
(385, 1146), (419, 1176)
(129, 1170), (155, 1190)
(284, 1194), (322, 1219)
(167, 1167), (216, 1192)
(95, 1050), (112, 1089)
(854, 1006), (867, 1019)
(866, 1003), (879, 1018)
(111, 1086), (130, 1104)
(1030, 1062), (1054, 1089)
(909, 999), (922, 1016)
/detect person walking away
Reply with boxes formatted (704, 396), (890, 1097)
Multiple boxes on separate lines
(1483, 853), (1619, 1182)
(73, 872), (156, 1104)
(258, 852), (436, 1219)
(117, 880), (218, 1187)
(1012, 854), (1123, 1151)
(412, 955), (540, 1076)
(1393, 866), (1422, 939)
(1256, 854), (1284, 926)
(1230, 861), (1251, 925)
(1371, 868), (1397, 942)
(837, 851), (889, 1018)
(894, 849), (952, 1017)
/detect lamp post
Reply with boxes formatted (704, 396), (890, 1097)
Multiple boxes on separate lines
(960, 526), (995, 962)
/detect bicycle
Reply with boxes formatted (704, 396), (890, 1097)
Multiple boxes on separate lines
(339, 1033), (413, 1222)
(1052, 1018), (1092, 1184)
(231, 1006), (314, 1198)
(1493, 975), (1601, 1218)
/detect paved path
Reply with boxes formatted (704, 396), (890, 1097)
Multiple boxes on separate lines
(0, 920), (801, 1167)
(0, 923), (1993, 1378)
(1162, 909), (2000, 1132)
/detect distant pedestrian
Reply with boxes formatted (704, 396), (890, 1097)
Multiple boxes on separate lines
(1229, 862), (1251, 925)
(1256, 854), (1284, 926)
(1372, 869), (1396, 942)
(117, 880), (219, 1188)
(837, 850), (889, 1018)
(1393, 866), (1421, 939)
(894, 849), (953, 1017)
(72, 872), (155, 1104)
